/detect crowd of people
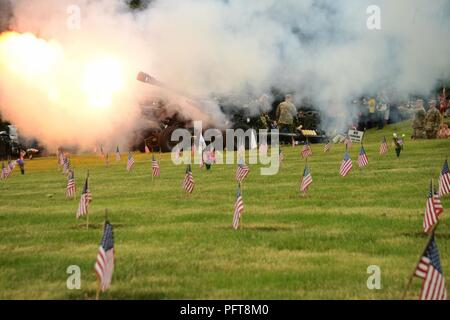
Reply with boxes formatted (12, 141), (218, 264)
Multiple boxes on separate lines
(355, 91), (449, 139)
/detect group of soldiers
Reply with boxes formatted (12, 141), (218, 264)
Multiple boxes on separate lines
(412, 99), (448, 139)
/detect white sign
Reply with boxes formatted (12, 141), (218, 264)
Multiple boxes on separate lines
(347, 130), (364, 143)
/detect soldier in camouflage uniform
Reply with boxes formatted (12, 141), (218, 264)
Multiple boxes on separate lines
(276, 94), (297, 132)
(412, 109), (426, 140)
(425, 100), (441, 139)
(276, 94), (297, 145)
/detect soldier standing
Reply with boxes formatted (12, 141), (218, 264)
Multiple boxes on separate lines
(276, 94), (297, 145)
(425, 100), (441, 139)
(412, 109), (426, 140)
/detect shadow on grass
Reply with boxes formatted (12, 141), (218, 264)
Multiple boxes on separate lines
(401, 232), (450, 239)
(70, 223), (127, 230)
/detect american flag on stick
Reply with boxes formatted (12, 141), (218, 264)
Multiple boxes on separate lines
(152, 154), (160, 177)
(232, 185), (244, 230)
(235, 158), (250, 183)
(344, 136), (352, 149)
(324, 141), (331, 153)
(115, 146), (121, 161)
(439, 159), (450, 197)
(104, 153), (109, 167)
(76, 173), (92, 219)
(126, 152), (135, 172)
(63, 156), (70, 175)
(339, 150), (353, 177)
(8, 160), (16, 173)
(58, 150), (65, 167)
(279, 148), (284, 164)
(301, 141), (313, 158)
(358, 146), (369, 168)
(66, 169), (76, 199)
(1, 162), (10, 180)
(182, 164), (195, 193)
(94, 220), (115, 295)
(300, 164), (313, 194)
(380, 136), (388, 155)
(423, 180), (444, 234)
(413, 233), (447, 300)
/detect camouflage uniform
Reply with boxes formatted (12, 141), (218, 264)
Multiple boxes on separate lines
(425, 104), (441, 139)
(412, 109), (426, 139)
(276, 101), (296, 132)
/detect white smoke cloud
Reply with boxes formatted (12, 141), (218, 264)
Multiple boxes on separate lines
(0, 0), (449, 150)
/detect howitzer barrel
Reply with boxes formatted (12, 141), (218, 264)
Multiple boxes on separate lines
(137, 71), (165, 88)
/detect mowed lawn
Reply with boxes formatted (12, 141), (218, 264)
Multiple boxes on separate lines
(1, 121), (450, 300)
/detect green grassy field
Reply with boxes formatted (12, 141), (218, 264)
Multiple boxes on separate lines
(1, 121), (450, 300)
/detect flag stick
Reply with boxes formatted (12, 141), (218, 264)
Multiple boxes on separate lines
(95, 279), (101, 300)
(86, 213), (89, 230)
(401, 223), (438, 300)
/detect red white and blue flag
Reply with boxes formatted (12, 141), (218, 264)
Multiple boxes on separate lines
(182, 164), (195, 193)
(115, 146), (121, 161)
(358, 146), (369, 168)
(414, 234), (447, 300)
(94, 221), (115, 293)
(76, 175), (92, 219)
(423, 181), (444, 234)
(232, 185), (244, 230)
(301, 141), (313, 158)
(300, 165), (313, 194)
(438, 159), (450, 197)
(152, 154), (160, 177)
(66, 169), (76, 199)
(379, 137), (388, 155)
(339, 150), (353, 177)
(236, 158), (250, 183)
(126, 152), (135, 172)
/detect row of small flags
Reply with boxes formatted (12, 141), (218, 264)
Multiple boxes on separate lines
(59, 138), (449, 298)
(403, 159), (450, 300)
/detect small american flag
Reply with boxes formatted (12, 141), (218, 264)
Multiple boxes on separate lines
(104, 153), (109, 167)
(94, 221), (115, 293)
(339, 150), (353, 177)
(8, 160), (16, 172)
(115, 146), (121, 161)
(145, 144), (150, 154)
(126, 152), (135, 172)
(152, 154), (160, 177)
(414, 234), (447, 300)
(100, 145), (105, 158)
(58, 150), (65, 166)
(259, 143), (268, 155)
(423, 181), (444, 234)
(232, 185), (244, 230)
(344, 136), (352, 148)
(358, 146), (369, 168)
(379, 137), (388, 155)
(300, 165), (313, 194)
(63, 157), (70, 175)
(76, 175), (92, 219)
(279, 148), (284, 163)
(324, 141), (331, 153)
(1, 162), (10, 180)
(66, 169), (76, 199)
(182, 164), (195, 193)
(439, 159), (450, 197)
(236, 158), (250, 183)
(301, 141), (313, 158)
